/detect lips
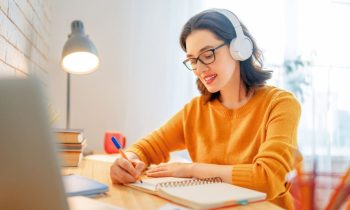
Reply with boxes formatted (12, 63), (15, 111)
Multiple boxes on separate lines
(203, 74), (217, 85)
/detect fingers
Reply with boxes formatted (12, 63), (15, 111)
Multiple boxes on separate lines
(110, 157), (144, 184)
(145, 163), (193, 178)
(146, 170), (171, 177)
(117, 157), (138, 177)
(132, 160), (146, 177)
(146, 165), (166, 173)
(146, 165), (171, 177)
(110, 162), (137, 184)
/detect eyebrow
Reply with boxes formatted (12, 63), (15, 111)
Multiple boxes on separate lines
(186, 45), (215, 58)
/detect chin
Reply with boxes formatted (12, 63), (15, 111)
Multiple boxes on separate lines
(205, 86), (220, 93)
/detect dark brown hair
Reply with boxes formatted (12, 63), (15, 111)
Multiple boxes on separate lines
(180, 10), (272, 102)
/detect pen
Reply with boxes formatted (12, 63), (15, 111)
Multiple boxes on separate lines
(111, 136), (143, 183)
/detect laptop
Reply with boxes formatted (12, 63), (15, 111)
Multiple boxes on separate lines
(0, 78), (122, 210)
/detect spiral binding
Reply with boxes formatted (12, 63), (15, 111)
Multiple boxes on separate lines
(155, 177), (222, 190)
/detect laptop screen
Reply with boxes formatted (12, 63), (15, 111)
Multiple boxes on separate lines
(0, 78), (69, 210)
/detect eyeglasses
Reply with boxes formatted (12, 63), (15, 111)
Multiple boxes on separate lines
(183, 43), (226, 71)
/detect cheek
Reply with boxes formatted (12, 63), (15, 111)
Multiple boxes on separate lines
(218, 58), (237, 76)
(193, 71), (200, 77)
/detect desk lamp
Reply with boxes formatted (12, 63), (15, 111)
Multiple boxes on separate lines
(61, 20), (99, 128)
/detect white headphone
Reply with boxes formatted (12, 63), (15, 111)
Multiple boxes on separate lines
(201, 9), (253, 61)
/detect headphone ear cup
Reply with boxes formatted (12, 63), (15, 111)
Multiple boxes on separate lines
(229, 36), (253, 61)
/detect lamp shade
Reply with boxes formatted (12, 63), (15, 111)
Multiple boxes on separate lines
(61, 20), (99, 74)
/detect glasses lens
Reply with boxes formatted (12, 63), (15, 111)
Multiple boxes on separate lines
(183, 48), (216, 71)
(184, 58), (197, 71)
(199, 50), (215, 65)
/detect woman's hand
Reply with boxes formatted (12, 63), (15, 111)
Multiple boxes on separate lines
(110, 152), (146, 184)
(146, 162), (193, 178)
(147, 162), (234, 184)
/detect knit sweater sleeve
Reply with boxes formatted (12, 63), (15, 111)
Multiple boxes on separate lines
(125, 108), (186, 166)
(232, 92), (302, 200)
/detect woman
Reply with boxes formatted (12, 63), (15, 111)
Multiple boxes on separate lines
(110, 8), (302, 210)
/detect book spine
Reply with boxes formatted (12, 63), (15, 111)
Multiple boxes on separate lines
(55, 132), (83, 143)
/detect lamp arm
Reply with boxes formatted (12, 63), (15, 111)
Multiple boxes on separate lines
(66, 73), (71, 129)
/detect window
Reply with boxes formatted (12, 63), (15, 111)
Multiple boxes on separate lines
(201, 0), (350, 165)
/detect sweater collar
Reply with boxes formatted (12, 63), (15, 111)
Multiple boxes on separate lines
(209, 86), (268, 118)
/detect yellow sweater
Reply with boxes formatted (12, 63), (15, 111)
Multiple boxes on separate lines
(127, 86), (302, 210)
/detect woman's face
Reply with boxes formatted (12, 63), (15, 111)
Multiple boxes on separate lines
(185, 29), (239, 93)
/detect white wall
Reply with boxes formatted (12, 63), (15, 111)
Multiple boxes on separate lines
(48, 0), (199, 151)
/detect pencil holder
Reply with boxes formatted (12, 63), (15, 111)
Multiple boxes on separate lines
(104, 131), (126, 154)
(290, 171), (317, 210)
(289, 169), (350, 210)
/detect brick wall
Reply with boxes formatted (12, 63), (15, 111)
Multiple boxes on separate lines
(0, 0), (50, 85)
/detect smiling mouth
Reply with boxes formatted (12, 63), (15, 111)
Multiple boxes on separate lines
(203, 74), (217, 85)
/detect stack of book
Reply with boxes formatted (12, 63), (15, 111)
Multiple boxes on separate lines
(54, 128), (86, 167)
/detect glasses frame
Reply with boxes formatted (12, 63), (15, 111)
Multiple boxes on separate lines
(183, 43), (226, 71)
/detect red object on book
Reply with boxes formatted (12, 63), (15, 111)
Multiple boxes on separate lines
(104, 132), (126, 154)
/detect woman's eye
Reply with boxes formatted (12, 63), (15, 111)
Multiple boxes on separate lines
(205, 54), (214, 59)
(201, 51), (214, 60)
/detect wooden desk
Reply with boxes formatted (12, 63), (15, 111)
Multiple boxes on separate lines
(63, 158), (284, 210)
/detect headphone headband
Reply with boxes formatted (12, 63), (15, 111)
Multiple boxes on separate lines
(199, 8), (253, 61)
(205, 9), (245, 37)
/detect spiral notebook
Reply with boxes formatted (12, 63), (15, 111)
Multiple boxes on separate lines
(127, 177), (266, 209)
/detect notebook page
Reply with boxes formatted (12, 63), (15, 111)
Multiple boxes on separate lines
(158, 182), (266, 209)
(127, 177), (192, 194)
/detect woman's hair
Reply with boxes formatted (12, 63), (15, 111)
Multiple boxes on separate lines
(179, 10), (272, 102)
